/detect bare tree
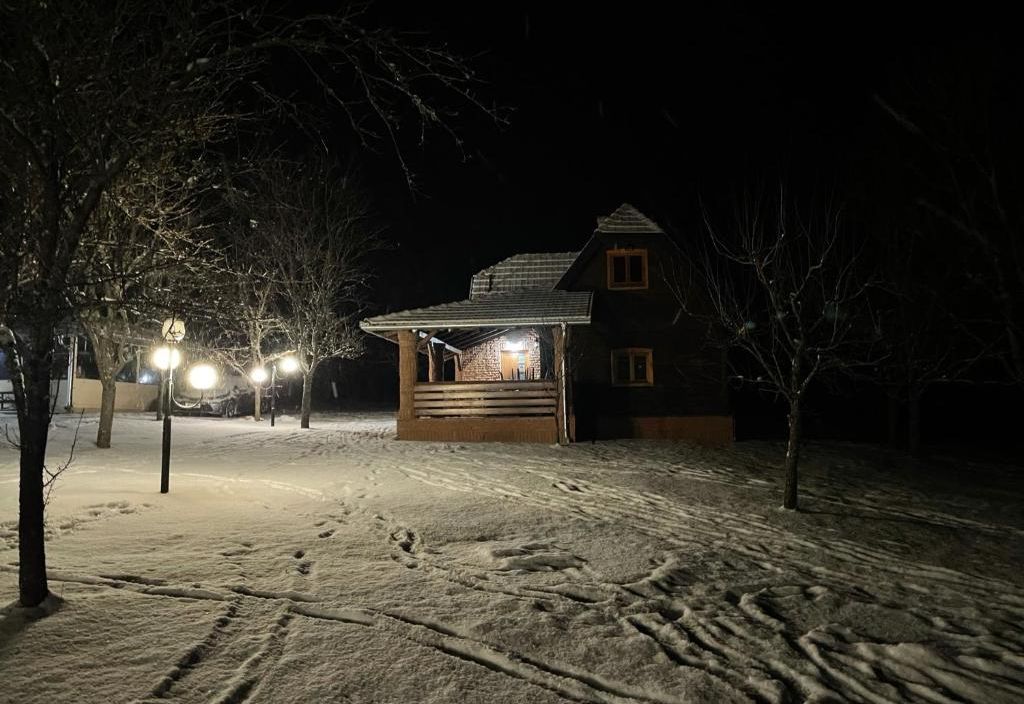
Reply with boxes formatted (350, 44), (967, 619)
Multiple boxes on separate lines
(871, 226), (990, 455)
(248, 158), (382, 428)
(0, 0), (492, 607)
(75, 155), (214, 447)
(202, 261), (284, 422)
(671, 190), (875, 509)
(875, 64), (1024, 387)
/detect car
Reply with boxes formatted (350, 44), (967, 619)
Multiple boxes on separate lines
(174, 372), (258, 417)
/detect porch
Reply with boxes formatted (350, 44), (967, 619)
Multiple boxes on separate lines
(400, 379), (561, 443)
(359, 289), (593, 443)
(395, 328), (573, 444)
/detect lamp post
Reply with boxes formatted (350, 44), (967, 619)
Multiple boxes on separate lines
(152, 317), (219, 494)
(156, 316), (185, 493)
(268, 355), (299, 427)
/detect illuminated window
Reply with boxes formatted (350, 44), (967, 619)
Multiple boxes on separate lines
(610, 348), (653, 385)
(606, 248), (648, 289)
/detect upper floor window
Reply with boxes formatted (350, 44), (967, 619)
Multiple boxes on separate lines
(611, 348), (653, 385)
(606, 248), (648, 289)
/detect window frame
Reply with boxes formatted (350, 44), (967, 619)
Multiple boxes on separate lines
(610, 347), (654, 386)
(606, 248), (649, 290)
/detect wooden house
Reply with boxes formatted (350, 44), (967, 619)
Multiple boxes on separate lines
(360, 204), (732, 445)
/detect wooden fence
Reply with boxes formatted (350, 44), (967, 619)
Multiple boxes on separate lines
(413, 380), (557, 418)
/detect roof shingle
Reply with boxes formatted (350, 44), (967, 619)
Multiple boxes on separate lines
(469, 252), (578, 299)
(595, 203), (664, 234)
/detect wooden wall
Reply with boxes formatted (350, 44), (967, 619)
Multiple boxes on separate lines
(398, 416), (558, 443)
(562, 232), (731, 441)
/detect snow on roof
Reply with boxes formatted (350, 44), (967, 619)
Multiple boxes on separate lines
(360, 290), (593, 331)
(595, 203), (664, 234)
(469, 252), (579, 299)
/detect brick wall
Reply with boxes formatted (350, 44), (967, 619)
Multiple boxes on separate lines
(460, 330), (542, 381)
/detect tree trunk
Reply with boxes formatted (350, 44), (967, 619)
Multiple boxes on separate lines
(783, 397), (801, 510)
(300, 370), (313, 429)
(96, 376), (117, 448)
(253, 382), (262, 422)
(886, 392), (901, 447)
(16, 334), (52, 607)
(908, 385), (923, 457)
(86, 325), (121, 447)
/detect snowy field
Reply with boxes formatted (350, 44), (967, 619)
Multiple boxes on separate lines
(1, 412), (1022, 704)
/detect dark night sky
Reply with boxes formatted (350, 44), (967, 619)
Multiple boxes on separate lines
(339, 4), (1014, 312)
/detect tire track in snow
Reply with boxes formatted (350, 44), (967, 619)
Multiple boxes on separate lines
(393, 450), (1024, 704)
(401, 454), (1023, 610)
(144, 596), (248, 700)
(29, 567), (679, 704)
(289, 603), (685, 704)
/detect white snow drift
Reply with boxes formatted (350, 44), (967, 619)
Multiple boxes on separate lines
(1, 412), (1021, 703)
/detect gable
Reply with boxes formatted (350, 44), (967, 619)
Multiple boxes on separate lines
(556, 203), (678, 291)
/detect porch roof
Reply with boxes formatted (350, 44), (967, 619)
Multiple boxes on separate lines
(469, 252), (579, 298)
(360, 290), (592, 334)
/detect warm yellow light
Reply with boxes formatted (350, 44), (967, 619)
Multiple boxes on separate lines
(187, 364), (218, 391)
(161, 317), (186, 343)
(279, 356), (300, 374)
(250, 367), (269, 384)
(152, 346), (182, 370)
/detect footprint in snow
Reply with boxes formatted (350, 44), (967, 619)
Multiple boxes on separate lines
(553, 480), (584, 493)
(477, 541), (586, 573)
(389, 527), (419, 554)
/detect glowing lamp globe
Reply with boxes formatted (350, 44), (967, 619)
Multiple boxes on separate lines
(152, 346), (182, 370)
(161, 317), (186, 343)
(250, 367), (269, 384)
(279, 356), (300, 374)
(187, 364), (218, 391)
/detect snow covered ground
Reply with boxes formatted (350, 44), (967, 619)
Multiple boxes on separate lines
(1, 411), (1022, 704)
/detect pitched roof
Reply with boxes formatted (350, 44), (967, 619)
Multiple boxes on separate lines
(360, 203), (664, 346)
(556, 203), (670, 289)
(469, 252), (578, 299)
(360, 290), (592, 332)
(595, 203), (664, 234)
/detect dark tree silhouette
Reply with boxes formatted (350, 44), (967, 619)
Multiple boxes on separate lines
(870, 224), (990, 455)
(0, 0), (492, 607)
(875, 52), (1024, 388)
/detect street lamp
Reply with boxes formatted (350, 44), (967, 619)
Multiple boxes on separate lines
(188, 364), (219, 404)
(269, 355), (300, 427)
(153, 353), (181, 493)
(152, 354), (220, 494)
(154, 317), (187, 494)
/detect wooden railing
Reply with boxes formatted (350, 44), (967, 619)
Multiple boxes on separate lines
(414, 380), (557, 418)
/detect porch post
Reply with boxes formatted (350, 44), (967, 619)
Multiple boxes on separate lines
(428, 340), (445, 382)
(454, 354), (463, 381)
(553, 323), (573, 444)
(398, 330), (417, 421)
